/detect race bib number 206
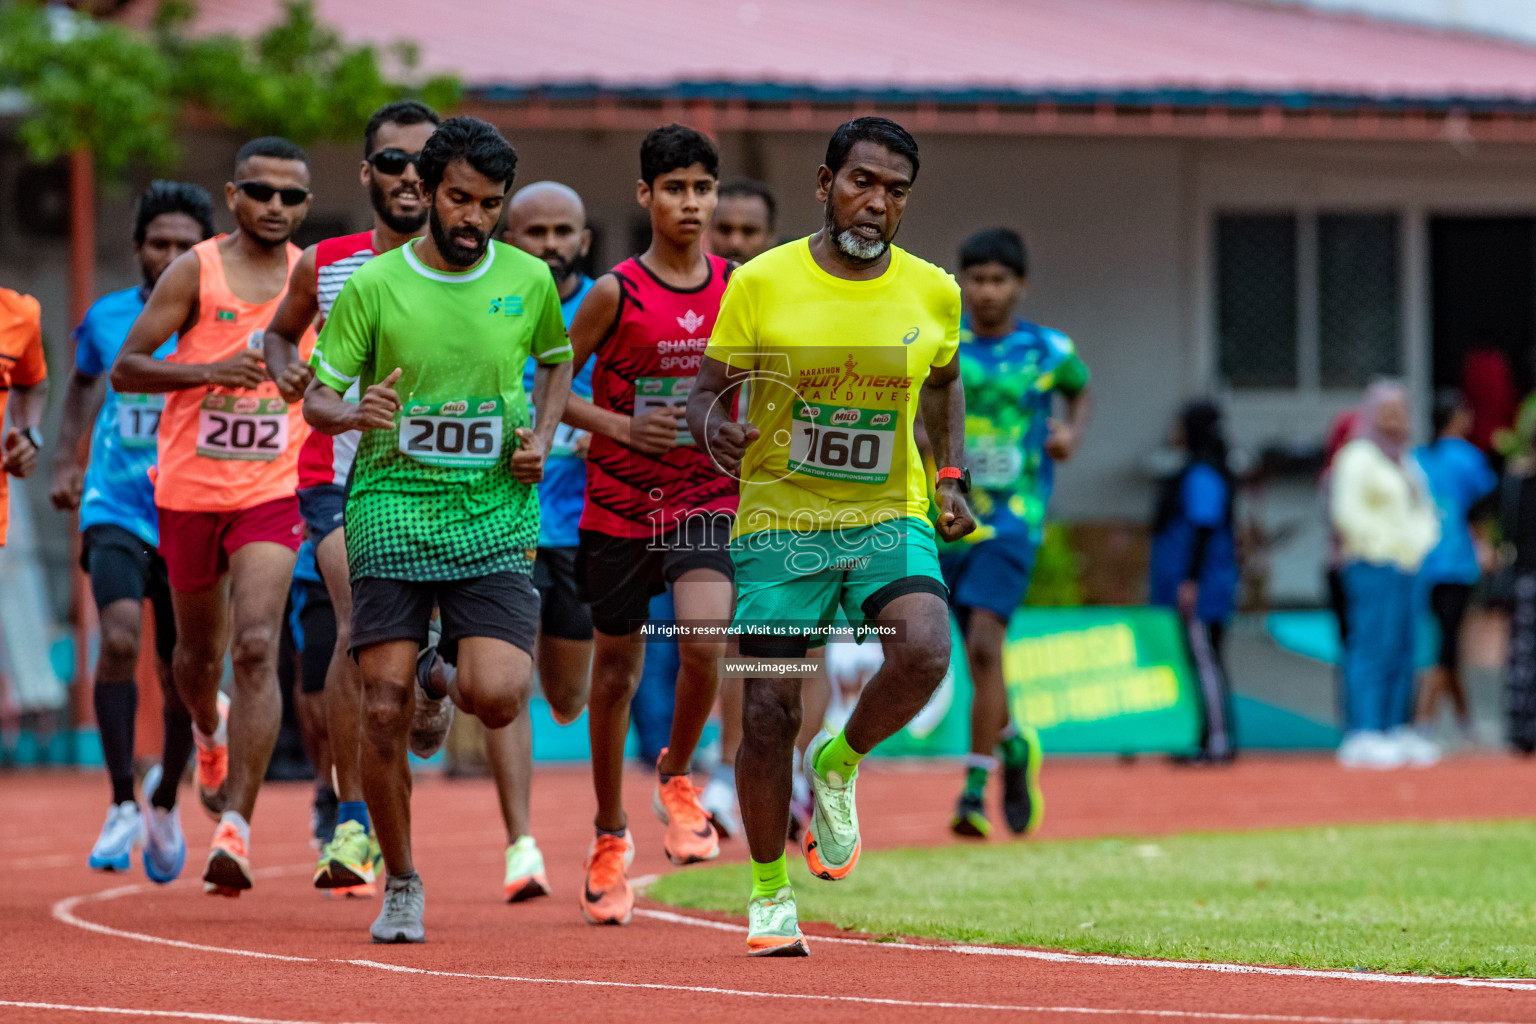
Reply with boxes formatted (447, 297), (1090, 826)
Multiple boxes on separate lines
(399, 397), (504, 469)
(196, 394), (288, 461)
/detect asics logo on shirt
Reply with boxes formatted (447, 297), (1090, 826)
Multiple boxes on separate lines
(488, 296), (524, 316)
(676, 309), (707, 333)
(902, 327), (920, 345)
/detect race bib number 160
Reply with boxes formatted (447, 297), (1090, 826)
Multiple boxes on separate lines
(787, 402), (895, 484)
(399, 397), (504, 469)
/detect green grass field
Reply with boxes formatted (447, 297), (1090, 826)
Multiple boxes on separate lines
(649, 821), (1536, 977)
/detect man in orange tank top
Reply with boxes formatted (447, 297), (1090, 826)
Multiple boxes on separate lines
(111, 137), (315, 899)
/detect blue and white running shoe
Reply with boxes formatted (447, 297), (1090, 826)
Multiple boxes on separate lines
(140, 764), (186, 884)
(89, 799), (144, 872)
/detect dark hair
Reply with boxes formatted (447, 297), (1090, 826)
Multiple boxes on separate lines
(1153, 398), (1233, 535)
(824, 117), (920, 183)
(235, 136), (308, 170)
(718, 176), (776, 225)
(418, 116), (519, 192)
(639, 124), (719, 185)
(364, 100), (441, 157)
(959, 227), (1028, 278)
(132, 180), (216, 246)
(1432, 390), (1467, 437)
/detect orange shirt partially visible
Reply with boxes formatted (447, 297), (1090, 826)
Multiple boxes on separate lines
(154, 237), (313, 513)
(0, 288), (48, 545)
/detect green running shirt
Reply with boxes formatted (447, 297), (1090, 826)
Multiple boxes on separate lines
(311, 240), (572, 581)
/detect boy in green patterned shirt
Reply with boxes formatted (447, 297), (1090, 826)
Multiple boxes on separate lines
(304, 118), (573, 944)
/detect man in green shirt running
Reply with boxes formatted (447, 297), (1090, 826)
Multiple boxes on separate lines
(304, 118), (574, 944)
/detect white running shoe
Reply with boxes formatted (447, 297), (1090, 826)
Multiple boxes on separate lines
(88, 800), (144, 872)
(1337, 730), (1406, 770)
(1392, 727), (1441, 767)
(700, 774), (741, 839)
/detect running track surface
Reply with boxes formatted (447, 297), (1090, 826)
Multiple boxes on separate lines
(8, 755), (1536, 1024)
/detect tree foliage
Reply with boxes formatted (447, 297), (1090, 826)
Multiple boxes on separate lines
(0, 0), (462, 179)
(0, 3), (178, 175)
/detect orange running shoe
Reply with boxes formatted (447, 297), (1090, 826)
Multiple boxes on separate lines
(651, 757), (720, 866)
(202, 820), (252, 897)
(579, 830), (634, 925)
(196, 693), (230, 821)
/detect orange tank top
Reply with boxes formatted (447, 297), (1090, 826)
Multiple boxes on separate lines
(154, 236), (314, 512)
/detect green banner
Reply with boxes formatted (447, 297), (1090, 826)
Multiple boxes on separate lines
(875, 606), (1201, 757)
(1004, 606), (1201, 755)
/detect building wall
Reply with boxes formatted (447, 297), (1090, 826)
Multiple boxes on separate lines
(5, 126), (1536, 608)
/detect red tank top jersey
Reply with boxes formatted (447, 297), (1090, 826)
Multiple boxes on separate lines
(581, 254), (738, 539)
(154, 237), (313, 512)
(297, 231), (373, 489)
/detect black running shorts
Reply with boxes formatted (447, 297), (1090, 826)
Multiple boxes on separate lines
(576, 513), (734, 636)
(349, 572), (540, 659)
(81, 524), (176, 665)
(533, 546), (593, 642)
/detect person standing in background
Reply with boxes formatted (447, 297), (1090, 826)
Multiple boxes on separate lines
(1414, 395), (1495, 746)
(1330, 381), (1440, 769)
(1149, 399), (1239, 764)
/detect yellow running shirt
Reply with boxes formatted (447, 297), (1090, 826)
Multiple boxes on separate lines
(705, 237), (960, 536)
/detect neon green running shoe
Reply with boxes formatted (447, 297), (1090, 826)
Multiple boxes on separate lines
(314, 819), (375, 889)
(504, 835), (551, 903)
(1001, 728), (1044, 836)
(747, 885), (808, 957)
(801, 730), (860, 881)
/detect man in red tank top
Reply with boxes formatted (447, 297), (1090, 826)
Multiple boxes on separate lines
(112, 137), (315, 899)
(262, 101), (440, 898)
(564, 125), (737, 925)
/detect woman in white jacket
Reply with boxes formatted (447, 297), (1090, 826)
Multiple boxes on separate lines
(1329, 381), (1440, 768)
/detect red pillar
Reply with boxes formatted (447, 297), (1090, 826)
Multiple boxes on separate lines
(68, 148), (96, 736)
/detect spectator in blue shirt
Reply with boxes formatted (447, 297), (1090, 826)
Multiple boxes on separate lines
(1415, 394), (1496, 741)
(1150, 399), (1240, 763)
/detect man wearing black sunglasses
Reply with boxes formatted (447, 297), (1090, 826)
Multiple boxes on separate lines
(262, 100), (440, 899)
(111, 136), (315, 899)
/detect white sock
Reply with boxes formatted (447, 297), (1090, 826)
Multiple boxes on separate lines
(220, 810), (250, 846)
(965, 753), (999, 772)
(194, 703), (228, 750)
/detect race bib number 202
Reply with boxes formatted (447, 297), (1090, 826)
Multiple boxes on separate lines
(787, 402), (895, 484)
(196, 394), (288, 462)
(399, 397), (504, 469)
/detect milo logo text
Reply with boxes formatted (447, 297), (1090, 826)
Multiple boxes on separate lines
(440, 401), (468, 416)
(477, 400), (498, 414)
(798, 405), (822, 419)
(641, 380), (664, 394)
(831, 408), (860, 426)
(871, 413), (892, 427)
(233, 397), (260, 414)
(409, 404), (430, 415)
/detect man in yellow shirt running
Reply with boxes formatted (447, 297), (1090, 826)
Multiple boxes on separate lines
(688, 116), (975, 957)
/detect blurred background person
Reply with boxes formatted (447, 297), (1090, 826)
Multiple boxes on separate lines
(1330, 381), (1439, 769)
(1413, 394), (1495, 746)
(1149, 399), (1238, 764)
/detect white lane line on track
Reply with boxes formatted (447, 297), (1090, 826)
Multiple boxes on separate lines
(0, 999), (386, 1024)
(633, 908), (1536, 993)
(340, 960), (1526, 1023)
(52, 883), (315, 963)
(49, 867), (1536, 1013)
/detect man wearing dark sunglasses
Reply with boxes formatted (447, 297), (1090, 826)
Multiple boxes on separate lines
(261, 100), (440, 900)
(111, 136), (315, 900)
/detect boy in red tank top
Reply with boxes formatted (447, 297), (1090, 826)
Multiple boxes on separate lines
(112, 137), (315, 899)
(564, 125), (737, 924)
